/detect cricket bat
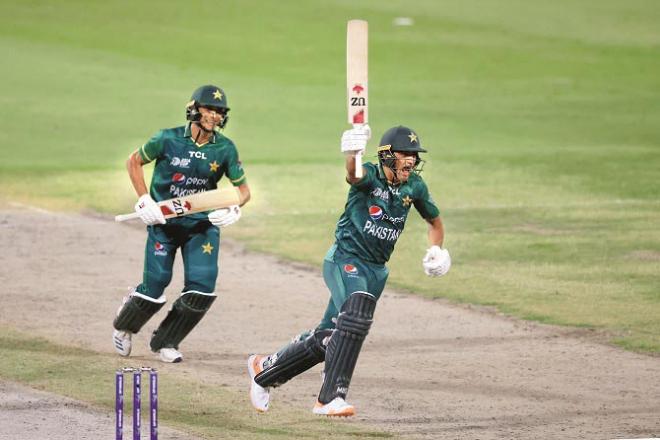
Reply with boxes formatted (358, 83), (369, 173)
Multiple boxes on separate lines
(115, 187), (241, 222)
(347, 19), (368, 179)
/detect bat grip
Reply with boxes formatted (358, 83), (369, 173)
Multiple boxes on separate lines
(354, 151), (363, 178)
(115, 212), (140, 222)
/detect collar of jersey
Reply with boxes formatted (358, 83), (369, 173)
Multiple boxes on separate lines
(184, 122), (216, 147)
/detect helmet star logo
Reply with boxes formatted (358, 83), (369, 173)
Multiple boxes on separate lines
(213, 89), (223, 100)
(202, 242), (214, 254)
(402, 195), (413, 206)
(408, 132), (418, 143)
(209, 160), (220, 172)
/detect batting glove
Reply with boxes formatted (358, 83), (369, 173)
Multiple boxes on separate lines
(422, 245), (451, 277)
(134, 194), (166, 226)
(208, 205), (241, 227)
(341, 124), (371, 154)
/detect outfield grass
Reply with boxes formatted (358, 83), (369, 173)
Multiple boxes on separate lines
(1, 0), (659, 362)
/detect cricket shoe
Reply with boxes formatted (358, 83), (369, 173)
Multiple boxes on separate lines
(112, 329), (132, 356)
(313, 397), (355, 417)
(157, 347), (183, 363)
(247, 354), (270, 412)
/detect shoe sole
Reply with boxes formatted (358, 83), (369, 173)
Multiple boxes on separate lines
(313, 402), (355, 417)
(313, 408), (355, 417)
(247, 355), (268, 412)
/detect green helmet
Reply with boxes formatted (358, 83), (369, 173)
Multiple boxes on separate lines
(377, 125), (427, 171)
(186, 84), (230, 128)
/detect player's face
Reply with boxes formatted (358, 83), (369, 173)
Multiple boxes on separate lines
(198, 106), (226, 131)
(393, 152), (417, 182)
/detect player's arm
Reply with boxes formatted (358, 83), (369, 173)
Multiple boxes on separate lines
(341, 125), (371, 184)
(426, 215), (444, 247)
(236, 182), (250, 206)
(126, 150), (165, 225)
(414, 184), (450, 277)
(126, 150), (149, 197)
(345, 153), (365, 184)
(422, 215), (450, 277)
(208, 146), (249, 227)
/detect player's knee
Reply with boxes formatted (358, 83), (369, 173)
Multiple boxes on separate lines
(338, 291), (377, 335)
(185, 267), (218, 292)
(144, 269), (173, 297)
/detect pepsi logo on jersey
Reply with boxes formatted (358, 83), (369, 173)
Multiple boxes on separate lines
(172, 173), (186, 184)
(369, 205), (383, 220)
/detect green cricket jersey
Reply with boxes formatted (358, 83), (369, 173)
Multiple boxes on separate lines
(138, 123), (246, 221)
(334, 162), (440, 264)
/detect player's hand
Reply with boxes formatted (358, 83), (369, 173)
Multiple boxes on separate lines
(134, 194), (166, 226)
(208, 205), (241, 227)
(423, 245), (451, 277)
(341, 124), (371, 154)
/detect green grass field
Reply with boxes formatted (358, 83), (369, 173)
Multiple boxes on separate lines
(1, 1), (659, 429)
(0, 328), (389, 439)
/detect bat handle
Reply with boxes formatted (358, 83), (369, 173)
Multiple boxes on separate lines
(354, 151), (363, 178)
(115, 212), (140, 222)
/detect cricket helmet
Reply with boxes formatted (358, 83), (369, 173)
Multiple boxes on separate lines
(377, 125), (426, 171)
(186, 84), (230, 128)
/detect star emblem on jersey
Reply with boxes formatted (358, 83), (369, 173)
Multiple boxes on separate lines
(402, 195), (413, 207)
(202, 242), (214, 254)
(213, 89), (223, 100)
(209, 160), (219, 172)
(408, 132), (418, 143)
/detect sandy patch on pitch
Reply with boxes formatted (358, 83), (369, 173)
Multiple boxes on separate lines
(0, 208), (659, 439)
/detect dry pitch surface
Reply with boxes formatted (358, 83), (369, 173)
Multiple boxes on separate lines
(1, 206), (659, 439)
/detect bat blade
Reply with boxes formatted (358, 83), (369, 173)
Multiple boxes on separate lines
(115, 187), (241, 222)
(347, 19), (368, 125)
(347, 19), (368, 178)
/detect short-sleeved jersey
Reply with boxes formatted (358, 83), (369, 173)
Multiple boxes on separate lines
(334, 162), (440, 265)
(138, 123), (246, 221)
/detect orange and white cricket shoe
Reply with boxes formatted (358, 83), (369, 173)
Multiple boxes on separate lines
(312, 397), (355, 417)
(247, 354), (270, 412)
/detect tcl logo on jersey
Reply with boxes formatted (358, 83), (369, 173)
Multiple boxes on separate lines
(153, 242), (167, 256)
(170, 157), (191, 168)
(343, 264), (358, 275)
(172, 173), (186, 184)
(188, 151), (207, 159)
(368, 206), (383, 220)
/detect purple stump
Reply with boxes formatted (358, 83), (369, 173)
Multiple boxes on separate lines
(115, 371), (124, 440)
(133, 370), (141, 440)
(150, 370), (158, 440)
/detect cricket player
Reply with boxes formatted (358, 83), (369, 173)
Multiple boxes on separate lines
(112, 84), (250, 363)
(247, 125), (450, 415)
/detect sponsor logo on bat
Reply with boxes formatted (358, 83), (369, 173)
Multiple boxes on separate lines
(352, 109), (365, 124)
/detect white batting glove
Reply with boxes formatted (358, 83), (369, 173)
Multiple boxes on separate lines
(208, 205), (241, 227)
(423, 245), (451, 277)
(134, 194), (166, 226)
(341, 124), (371, 154)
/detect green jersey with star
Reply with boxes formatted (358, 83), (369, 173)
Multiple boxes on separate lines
(138, 123), (246, 221)
(333, 162), (439, 264)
